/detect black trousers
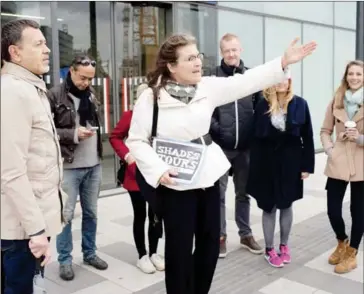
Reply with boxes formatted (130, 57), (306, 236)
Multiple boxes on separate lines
(326, 177), (364, 249)
(159, 182), (220, 294)
(1, 250), (4, 294)
(129, 191), (160, 259)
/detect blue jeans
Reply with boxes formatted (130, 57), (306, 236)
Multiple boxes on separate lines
(56, 164), (101, 265)
(1, 239), (37, 294)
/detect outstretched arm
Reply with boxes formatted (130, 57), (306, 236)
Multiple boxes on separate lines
(203, 38), (317, 108)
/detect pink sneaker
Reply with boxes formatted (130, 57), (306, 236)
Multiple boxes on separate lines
(265, 248), (284, 268)
(279, 244), (291, 264)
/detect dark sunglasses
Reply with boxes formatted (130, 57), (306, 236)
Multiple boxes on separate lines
(74, 59), (96, 67)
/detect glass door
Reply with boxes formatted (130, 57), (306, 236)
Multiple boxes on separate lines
(111, 2), (172, 189)
(114, 2), (172, 117)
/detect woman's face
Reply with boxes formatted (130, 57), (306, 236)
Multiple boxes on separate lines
(275, 79), (290, 93)
(167, 44), (203, 85)
(346, 65), (363, 91)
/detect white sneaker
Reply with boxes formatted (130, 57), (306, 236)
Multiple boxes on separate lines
(136, 255), (156, 274)
(150, 254), (165, 271)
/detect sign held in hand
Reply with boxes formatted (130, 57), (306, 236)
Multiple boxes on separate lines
(153, 138), (206, 185)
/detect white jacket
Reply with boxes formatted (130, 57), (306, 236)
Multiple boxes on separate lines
(126, 57), (290, 190)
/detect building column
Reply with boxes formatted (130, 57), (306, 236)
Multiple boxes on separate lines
(356, 1), (364, 60)
(51, 1), (60, 87)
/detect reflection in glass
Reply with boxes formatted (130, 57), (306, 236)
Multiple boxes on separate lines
(56, 1), (114, 189)
(0, 1), (53, 88)
(115, 3), (171, 113)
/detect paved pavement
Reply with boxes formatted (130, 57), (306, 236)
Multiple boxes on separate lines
(44, 153), (363, 294)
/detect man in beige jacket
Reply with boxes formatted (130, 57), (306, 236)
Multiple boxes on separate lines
(1, 19), (66, 293)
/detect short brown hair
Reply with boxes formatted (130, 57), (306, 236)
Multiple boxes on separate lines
(1, 19), (40, 63)
(219, 33), (239, 51)
(147, 34), (197, 99)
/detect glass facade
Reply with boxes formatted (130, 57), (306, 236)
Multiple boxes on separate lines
(217, 1), (357, 148)
(1, 1), (359, 190)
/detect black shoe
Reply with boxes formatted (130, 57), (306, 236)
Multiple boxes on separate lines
(84, 255), (108, 270)
(59, 264), (75, 281)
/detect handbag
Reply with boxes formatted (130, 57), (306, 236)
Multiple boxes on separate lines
(135, 89), (163, 238)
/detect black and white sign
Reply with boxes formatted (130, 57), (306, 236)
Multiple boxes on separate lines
(153, 138), (206, 185)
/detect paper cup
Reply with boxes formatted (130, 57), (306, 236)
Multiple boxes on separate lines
(344, 121), (356, 129)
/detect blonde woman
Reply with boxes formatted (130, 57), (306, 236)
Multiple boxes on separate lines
(247, 78), (315, 268)
(320, 60), (363, 274)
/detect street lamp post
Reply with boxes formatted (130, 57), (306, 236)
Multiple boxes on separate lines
(356, 1), (364, 60)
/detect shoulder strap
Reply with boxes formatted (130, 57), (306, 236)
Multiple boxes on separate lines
(151, 88), (159, 140)
(151, 97), (158, 138)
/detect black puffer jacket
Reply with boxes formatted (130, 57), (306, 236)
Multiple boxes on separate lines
(209, 59), (261, 150)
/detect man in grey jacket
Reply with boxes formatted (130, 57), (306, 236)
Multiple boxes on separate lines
(210, 33), (263, 258)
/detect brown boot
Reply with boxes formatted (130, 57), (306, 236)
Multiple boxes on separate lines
(334, 246), (357, 274)
(328, 239), (348, 265)
(240, 236), (264, 255)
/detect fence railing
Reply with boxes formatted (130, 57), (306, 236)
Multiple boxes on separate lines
(43, 76), (147, 134)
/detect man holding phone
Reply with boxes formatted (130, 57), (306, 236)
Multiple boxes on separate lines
(47, 54), (107, 281)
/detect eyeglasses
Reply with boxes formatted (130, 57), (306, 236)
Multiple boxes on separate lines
(180, 53), (204, 63)
(74, 59), (96, 67)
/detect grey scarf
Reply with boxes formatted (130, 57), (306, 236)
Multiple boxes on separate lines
(344, 87), (363, 120)
(165, 81), (197, 104)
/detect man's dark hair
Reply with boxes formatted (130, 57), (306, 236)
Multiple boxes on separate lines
(70, 53), (96, 70)
(1, 19), (40, 63)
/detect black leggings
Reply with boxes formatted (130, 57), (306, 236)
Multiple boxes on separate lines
(129, 191), (159, 259)
(159, 182), (220, 294)
(326, 178), (364, 250)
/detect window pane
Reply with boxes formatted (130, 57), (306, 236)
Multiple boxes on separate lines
(265, 18), (302, 96)
(114, 3), (172, 113)
(1, 1), (53, 88)
(302, 24), (334, 149)
(56, 1), (115, 189)
(334, 2), (357, 29)
(334, 29), (356, 87)
(219, 2), (334, 25)
(217, 10), (263, 67)
(175, 3), (217, 75)
(218, 1), (264, 13)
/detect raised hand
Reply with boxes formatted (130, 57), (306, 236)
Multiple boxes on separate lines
(282, 38), (317, 68)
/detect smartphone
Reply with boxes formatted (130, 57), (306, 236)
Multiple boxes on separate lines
(89, 126), (99, 131)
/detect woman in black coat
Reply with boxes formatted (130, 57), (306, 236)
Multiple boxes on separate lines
(247, 78), (315, 268)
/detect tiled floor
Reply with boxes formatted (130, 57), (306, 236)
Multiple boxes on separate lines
(44, 153), (363, 293)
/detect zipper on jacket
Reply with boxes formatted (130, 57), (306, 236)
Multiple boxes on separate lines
(233, 67), (239, 149)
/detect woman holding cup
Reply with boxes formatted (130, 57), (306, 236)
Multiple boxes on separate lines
(320, 60), (363, 275)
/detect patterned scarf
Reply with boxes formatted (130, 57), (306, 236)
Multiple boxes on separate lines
(165, 81), (197, 104)
(344, 87), (363, 120)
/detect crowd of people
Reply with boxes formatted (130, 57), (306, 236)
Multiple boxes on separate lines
(1, 18), (363, 294)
